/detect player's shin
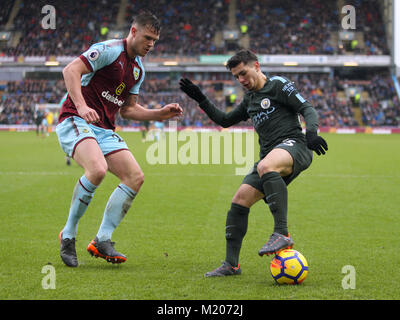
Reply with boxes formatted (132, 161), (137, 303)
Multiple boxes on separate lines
(62, 175), (97, 239)
(96, 184), (137, 242)
(225, 203), (250, 267)
(261, 172), (288, 236)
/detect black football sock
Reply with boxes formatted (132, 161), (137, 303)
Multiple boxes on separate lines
(225, 203), (250, 267)
(261, 172), (289, 236)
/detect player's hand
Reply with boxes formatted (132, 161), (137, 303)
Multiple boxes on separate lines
(159, 103), (183, 120)
(179, 78), (207, 103)
(77, 104), (100, 124)
(306, 131), (328, 155)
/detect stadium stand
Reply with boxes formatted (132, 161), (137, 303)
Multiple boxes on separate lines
(0, 0), (398, 129)
(236, 0), (389, 56)
(0, 0), (14, 28)
(1, 72), (399, 127)
(236, 0), (339, 55)
(0, 79), (64, 124)
(125, 0), (229, 55)
(342, 0), (390, 55)
(0, 0), (389, 56)
(4, 0), (119, 56)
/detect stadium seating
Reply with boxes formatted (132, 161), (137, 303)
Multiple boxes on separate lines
(0, 79), (64, 124)
(125, 0), (229, 55)
(236, 0), (389, 56)
(236, 0), (338, 55)
(0, 0), (389, 56)
(1, 73), (399, 127)
(0, 0), (397, 128)
(343, 0), (390, 55)
(4, 0), (119, 56)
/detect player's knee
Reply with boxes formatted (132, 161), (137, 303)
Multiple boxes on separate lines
(232, 193), (245, 206)
(87, 163), (107, 185)
(257, 161), (276, 177)
(258, 162), (293, 177)
(232, 190), (260, 208)
(124, 171), (145, 192)
(135, 172), (145, 190)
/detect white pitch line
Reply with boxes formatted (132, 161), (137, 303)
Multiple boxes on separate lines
(0, 171), (398, 179)
(0, 171), (73, 176)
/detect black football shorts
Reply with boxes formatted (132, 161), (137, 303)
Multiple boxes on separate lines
(241, 138), (313, 194)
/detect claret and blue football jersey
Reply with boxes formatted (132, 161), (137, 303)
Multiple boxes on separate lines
(59, 39), (145, 130)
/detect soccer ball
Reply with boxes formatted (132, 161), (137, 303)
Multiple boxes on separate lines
(270, 249), (309, 285)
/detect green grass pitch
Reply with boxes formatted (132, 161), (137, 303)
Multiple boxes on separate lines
(0, 130), (399, 300)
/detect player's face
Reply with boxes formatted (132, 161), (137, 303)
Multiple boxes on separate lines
(130, 25), (160, 57)
(231, 61), (262, 91)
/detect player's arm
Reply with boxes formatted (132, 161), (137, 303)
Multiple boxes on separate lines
(120, 95), (182, 121)
(279, 79), (328, 155)
(179, 78), (248, 128)
(62, 58), (100, 123)
(298, 103), (328, 155)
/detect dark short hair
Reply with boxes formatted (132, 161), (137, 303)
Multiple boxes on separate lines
(226, 49), (258, 70)
(131, 10), (161, 34)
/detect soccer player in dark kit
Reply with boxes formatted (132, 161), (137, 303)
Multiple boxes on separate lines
(57, 11), (182, 267)
(180, 49), (328, 277)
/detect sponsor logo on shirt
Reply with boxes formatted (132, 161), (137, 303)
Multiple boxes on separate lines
(88, 49), (100, 61)
(101, 90), (124, 106)
(282, 82), (296, 96)
(115, 82), (126, 96)
(260, 98), (270, 109)
(133, 67), (140, 80)
(251, 103), (276, 127)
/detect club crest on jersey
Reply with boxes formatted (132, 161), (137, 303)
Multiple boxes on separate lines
(88, 49), (100, 61)
(260, 98), (271, 109)
(115, 82), (126, 96)
(133, 67), (140, 80)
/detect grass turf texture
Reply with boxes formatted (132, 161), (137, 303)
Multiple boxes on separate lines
(0, 131), (399, 300)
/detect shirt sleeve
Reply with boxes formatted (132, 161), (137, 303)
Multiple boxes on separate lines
(274, 77), (319, 132)
(274, 77), (308, 112)
(199, 97), (249, 128)
(129, 66), (145, 95)
(80, 42), (121, 73)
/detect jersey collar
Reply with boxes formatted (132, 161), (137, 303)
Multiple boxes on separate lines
(123, 38), (138, 63)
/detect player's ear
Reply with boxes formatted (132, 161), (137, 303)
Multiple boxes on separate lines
(130, 26), (137, 37)
(254, 61), (261, 72)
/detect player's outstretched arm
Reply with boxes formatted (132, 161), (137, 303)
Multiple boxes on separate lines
(120, 95), (182, 121)
(179, 78), (207, 104)
(179, 78), (248, 128)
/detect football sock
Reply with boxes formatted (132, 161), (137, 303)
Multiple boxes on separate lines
(225, 203), (250, 267)
(96, 184), (137, 242)
(62, 175), (97, 239)
(261, 172), (289, 236)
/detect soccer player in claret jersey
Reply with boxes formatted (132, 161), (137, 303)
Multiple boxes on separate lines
(180, 49), (327, 277)
(56, 11), (182, 267)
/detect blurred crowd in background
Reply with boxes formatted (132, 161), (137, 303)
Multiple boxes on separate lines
(0, 0), (390, 57)
(1, 72), (399, 128)
(0, 0), (398, 129)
